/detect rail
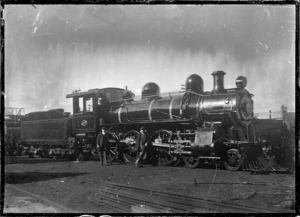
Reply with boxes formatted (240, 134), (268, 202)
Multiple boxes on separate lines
(88, 182), (290, 213)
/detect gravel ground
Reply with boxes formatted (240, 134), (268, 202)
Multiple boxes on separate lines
(3, 156), (296, 214)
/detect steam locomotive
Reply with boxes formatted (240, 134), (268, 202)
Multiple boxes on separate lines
(20, 71), (259, 170)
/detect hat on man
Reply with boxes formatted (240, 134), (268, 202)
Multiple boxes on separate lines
(140, 127), (145, 131)
(101, 127), (106, 131)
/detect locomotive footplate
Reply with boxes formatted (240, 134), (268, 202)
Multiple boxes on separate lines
(197, 156), (221, 159)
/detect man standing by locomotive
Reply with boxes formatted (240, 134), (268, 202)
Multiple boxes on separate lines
(135, 127), (148, 168)
(97, 127), (110, 166)
(135, 127), (158, 168)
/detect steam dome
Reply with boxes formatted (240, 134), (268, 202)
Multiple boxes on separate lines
(185, 74), (204, 94)
(141, 82), (160, 99)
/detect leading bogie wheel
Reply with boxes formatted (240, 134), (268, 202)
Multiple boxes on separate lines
(157, 148), (173, 166)
(223, 149), (243, 171)
(183, 156), (200, 169)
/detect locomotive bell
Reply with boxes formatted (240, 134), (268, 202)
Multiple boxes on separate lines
(141, 82), (160, 99)
(185, 74), (204, 93)
(212, 71), (226, 93)
(236, 76), (247, 89)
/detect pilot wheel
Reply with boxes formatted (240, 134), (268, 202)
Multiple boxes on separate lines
(223, 149), (243, 171)
(183, 155), (200, 169)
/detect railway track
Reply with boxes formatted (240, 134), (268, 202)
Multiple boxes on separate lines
(4, 184), (78, 213)
(88, 182), (291, 213)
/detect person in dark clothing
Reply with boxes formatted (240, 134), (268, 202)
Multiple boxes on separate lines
(97, 127), (110, 166)
(135, 127), (148, 167)
(135, 127), (158, 168)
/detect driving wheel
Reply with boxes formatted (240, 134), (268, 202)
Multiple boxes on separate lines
(122, 130), (139, 164)
(153, 129), (174, 166)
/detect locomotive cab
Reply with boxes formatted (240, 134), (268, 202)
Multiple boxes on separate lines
(66, 88), (126, 134)
(67, 89), (103, 135)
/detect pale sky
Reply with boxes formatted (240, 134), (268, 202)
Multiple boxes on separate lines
(4, 5), (296, 114)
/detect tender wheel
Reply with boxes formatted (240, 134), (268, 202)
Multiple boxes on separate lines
(183, 156), (200, 169)
(153, 130), (174, 166)
(122, 130), (140, 164)
(223, 149), (243, 171)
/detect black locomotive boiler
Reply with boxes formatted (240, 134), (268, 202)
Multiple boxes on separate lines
(103, 71), (255, 170)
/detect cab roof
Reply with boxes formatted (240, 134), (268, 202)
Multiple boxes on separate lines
(66, 87), (125, 98)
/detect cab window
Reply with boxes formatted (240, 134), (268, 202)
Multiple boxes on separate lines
(73, 96), (94, 113)
(79, 97), (84, 112)
(85, 97), (93, 112)
(73, 97), (83, 113)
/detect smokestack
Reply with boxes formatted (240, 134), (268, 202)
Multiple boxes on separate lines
(211, 71), (226, 93)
